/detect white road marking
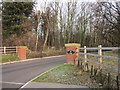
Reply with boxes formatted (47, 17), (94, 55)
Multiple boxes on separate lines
(1, 81), (24, 85)
(19, 63), (67, 90)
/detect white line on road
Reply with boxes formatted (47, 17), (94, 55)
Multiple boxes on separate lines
(19, 63), (67, 90)
(1, 81), (24, 85)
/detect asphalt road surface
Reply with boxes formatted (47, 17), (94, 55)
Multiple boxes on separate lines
(2, 56), (66, 89)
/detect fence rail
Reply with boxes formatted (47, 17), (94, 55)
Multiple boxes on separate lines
(0, 46), (17, 54)
(76, 45), (120, 88)
(78, 52), (120, 61)
(78, 47), (120, 50)
(77, 45), (120, 70)
(79, 56), (119, 71)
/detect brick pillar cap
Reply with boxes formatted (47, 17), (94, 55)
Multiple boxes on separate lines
(65, 43), (81, 47)
(17, 46), (27, 48)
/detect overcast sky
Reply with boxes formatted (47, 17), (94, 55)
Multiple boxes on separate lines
(36, 0), (119, 10)
(36, 0), (98, 11)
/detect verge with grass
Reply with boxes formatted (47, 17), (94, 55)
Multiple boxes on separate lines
(27, 50), (65, 59)
(2, 49), (65, 63)
(2, 54), (20, 63)
(33, 64), (100, 88)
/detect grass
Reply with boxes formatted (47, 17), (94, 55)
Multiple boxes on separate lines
(82, 51), (119, 77)
(27, 49), (65, 59)
(103, 51), (118, 57)
(1, 49), (65, 63)
(87, 51), (118, 67)
(2, 54), (20, 63)
(33, 64), (100, 88)
(27, 52), (47, 58)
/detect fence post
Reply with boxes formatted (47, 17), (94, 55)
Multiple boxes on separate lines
(4, 46), (6, 55)
(77, 58), (79, 67)
(91, 65), (93, 77)
(94, 68), (98, 76)
(76, 47), (80, 67)
(107, 73), (111, 89)
(116, 76), (119, 90)
(16, 46), (17, 54)
(98, 45), (102, 70)
(84, 46), (87, 61)
(84, 46), (88, 71)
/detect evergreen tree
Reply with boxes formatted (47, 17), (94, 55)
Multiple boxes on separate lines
(2, 2), (34, 37)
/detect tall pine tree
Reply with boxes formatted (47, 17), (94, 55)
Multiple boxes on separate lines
(2, 2), (34, 38)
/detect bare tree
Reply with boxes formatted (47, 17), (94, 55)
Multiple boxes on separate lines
(34, 10), (41, 51)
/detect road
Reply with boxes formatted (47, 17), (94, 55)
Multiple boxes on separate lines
(2, 56), (66, 89)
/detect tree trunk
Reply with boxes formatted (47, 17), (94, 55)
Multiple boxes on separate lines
(35, 11), (40, 51)
(43, 28), (49, 49)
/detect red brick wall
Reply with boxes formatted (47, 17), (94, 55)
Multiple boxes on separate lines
(66, 47), (76, 64)
(17, 48), (26, 59)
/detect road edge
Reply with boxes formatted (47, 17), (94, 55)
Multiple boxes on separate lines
(2, 55), (65, 65)
(19, 63), (67, 89)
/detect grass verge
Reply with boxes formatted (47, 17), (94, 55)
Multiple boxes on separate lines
(2, 54), (20, 63)
(33, 64), (100, 88)
(2, 49), (65, 63)
(27, 50), (65, 59)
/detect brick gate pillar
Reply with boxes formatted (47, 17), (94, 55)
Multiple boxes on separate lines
(65, 43), (81, 64)
(17, 46), (27, 59)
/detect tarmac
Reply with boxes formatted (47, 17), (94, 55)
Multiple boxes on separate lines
(2, 55), (91, 89)
(21, 82), (90, 89)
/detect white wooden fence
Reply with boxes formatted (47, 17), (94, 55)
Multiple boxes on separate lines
(77, 45), (120, 72)
(0, 46), (17, 54)
(76, 45), (120, 88)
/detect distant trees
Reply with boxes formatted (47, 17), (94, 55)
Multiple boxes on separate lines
(93, 2), (120, 46)
(2, 1), (120, 50)
(100, 2), (120, 46)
